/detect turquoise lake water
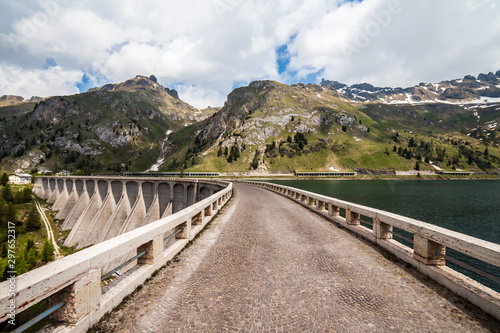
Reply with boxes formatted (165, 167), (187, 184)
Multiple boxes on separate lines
(268, 179), (500, 291)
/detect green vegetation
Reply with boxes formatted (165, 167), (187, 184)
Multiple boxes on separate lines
(0, 180), (73, 282)
(0, 77), (213, 174)
(1, 78), (499, 175)
(250, 149), (260, 170)
(41, 239), (54, 263)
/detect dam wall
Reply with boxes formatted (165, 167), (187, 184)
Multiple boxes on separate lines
(0, 178), (232, 332)
(33, 176), (224, 249)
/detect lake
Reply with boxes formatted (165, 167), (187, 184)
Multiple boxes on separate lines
(268, 179), (500, 291)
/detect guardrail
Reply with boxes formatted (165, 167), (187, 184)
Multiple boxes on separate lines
(242, 181), (500, 320)
(0, 181), (232, 332)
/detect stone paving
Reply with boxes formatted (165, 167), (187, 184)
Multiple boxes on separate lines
(94, 184), (499, 332)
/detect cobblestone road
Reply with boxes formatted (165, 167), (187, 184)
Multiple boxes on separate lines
(95, 184), (498, 332)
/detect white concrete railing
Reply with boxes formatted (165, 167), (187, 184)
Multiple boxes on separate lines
(0, 181), (232, 332)
(244, 181), (500, 320)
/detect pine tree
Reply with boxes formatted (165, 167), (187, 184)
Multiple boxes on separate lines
(16, 256), (28, 275)
(217, 147), (222, 157)
(232, 145), (240, 160)
(14, 187), (32, 204)
(415, 161), (420, 171)
(0, 173), (8, 186)
(2, 184), (13, 202)
(0, 243), (7, 258)
(0, 198), (6, 228)
(250, 150), (260, 170)
(1, 264), (10, 282)
(41, 240), (54, 263)
(25, 206), (41, 231)
(25, 248), (38, 269)
(25, 238), (34, 252)
(6, 202), (16, 224)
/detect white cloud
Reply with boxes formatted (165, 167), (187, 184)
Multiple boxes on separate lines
(175, 84), (229, 110)
(0, 0), (499, 108)
(0, 63), (82, 98)
(288, 0), (500, 87)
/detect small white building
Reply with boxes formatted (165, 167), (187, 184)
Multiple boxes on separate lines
(8, 173), (32, 184)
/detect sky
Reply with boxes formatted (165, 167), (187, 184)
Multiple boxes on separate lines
(0, 0), (499, 108)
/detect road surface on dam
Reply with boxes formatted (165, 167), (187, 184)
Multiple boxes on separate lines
(96, 184), (497, 332)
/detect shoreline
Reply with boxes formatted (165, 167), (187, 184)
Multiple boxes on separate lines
(222, 174), (500, 181)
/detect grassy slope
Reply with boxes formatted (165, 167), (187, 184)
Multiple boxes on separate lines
(1, 80), (498, 174)
(0, 88), (202, 173)
(184, 82), (500, 173)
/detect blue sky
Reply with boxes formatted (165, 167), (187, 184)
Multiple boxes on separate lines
(0, 0), (499, 108)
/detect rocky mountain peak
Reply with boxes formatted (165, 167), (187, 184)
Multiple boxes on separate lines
(477, 72), (499, 83)
(0, 95), (44, 107)
(0, 95), (24, 107)
(93, 75), (179, 99)
(320, 79), (346, 90)
(320, 70), (500, 104)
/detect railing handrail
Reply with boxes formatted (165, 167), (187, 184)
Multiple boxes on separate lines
(243, 180), (500, 268)
(35, 175), (231, 184)
(0, 181), (232, 321)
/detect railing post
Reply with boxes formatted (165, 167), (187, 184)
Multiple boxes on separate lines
(138, 236), (163, 265)
(413, 235), (445, 265)
(295, 192), (300, 200)
(175, 221), (191, 239)
(346, 209), (360, 225)
(308, 197), (315, 206)
(373, 217), (392, 239)
(205, 204), (212, 217)
(328, 203), (340, 217)
(192, 211), (204, 225)
(48, 269), (101, 324)
(301, 194), (307, 202)
(317, 200), (325, 211)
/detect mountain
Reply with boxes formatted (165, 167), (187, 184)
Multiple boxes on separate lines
(0, 95), (43, 107)
(320, 71), (500, 105)
(171, 72), (500, 175)
(1, 72), (499, 175)
(0, 75), (215, 173)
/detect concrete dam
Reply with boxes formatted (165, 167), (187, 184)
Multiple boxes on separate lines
(1, 177), (499, 332)
(33, 176), (225, 249)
